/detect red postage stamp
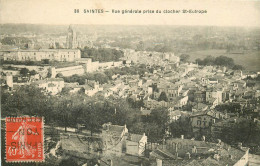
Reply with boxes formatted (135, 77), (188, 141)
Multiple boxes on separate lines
(5, 117), (44, 162)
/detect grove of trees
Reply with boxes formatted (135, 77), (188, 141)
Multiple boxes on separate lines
(81, 47), (124, 62)
(195, 55), (244, 70)
(1, 85), (171, 142)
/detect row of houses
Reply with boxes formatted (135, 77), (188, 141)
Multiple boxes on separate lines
(59, 122), (250, 166)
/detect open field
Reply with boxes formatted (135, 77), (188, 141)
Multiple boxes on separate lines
(181, 49), (260, 72)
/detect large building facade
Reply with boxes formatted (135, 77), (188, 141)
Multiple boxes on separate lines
(3, 49), (81, 62)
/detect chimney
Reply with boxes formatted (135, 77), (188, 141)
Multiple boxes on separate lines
(213, 119), (216, 123)
(214, 154), (220, 161)
(186, 152), (191, 159)
(110, 159), (113, 166)
(238, 142), (243, 149)
(156, 159), (162, 166)
(202, 136), (205, 142)
(227, 146), (231, 151)
(192, 146), (197, 154)
(225, 113), (228, 119)
(181, 135), (184, 139)
(229, 155), (233, 160)
(234, 119), (237, 123)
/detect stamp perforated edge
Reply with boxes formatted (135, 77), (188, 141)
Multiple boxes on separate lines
(5, 116), (45, 163)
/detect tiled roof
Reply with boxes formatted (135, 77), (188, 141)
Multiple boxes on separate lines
(127, 133), (144, 142)
(107, 125), (125, 133)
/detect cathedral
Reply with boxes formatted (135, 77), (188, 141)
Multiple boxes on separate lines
(66, 25), (78, 49)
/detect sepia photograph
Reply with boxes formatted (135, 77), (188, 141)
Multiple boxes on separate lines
(0, 0), (260, 165)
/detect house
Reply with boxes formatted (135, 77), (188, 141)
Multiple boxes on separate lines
(192, 103), (208, 112)
(32, 78), (64, 95)
(84, 80), (103, 96)
(190, 110), (228, 132)
(102, 123), (128, 156)
(149, 137), (249, 166)
(140, 107), (152, 116)
(194, 91), (206, 103)
(173, 96), (189, 108)
(208, 78), (218, 84)
(153, 83), (183, 101)
(1, 73), (13, 90)
(126, 133), (147, 156)
(60, 133), (101, 160)
(168, 110), (182, 122)
(206, 88), (223, 105)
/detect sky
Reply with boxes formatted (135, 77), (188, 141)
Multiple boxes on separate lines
(1, 0), (260, 27)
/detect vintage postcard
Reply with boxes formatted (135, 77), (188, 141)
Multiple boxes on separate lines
(1, 0), (260, 165)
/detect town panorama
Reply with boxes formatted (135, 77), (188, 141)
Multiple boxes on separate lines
(1, 24), (260, 166)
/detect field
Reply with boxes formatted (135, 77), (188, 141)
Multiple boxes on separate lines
(181, 49), (260, 72)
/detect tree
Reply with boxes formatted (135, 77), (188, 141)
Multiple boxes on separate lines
(59, 157), (78, 166)
(195, 58), (202, 64)
(42, 59), (50, 64)
(232, 65), (244, 70)
(216, 119), (260, 152)
(158, 92), (168, 102)
(215, 103), (241, 114)
(169, 117), (193, 138)
(1, 85), (49, 117)
(20, 68), (29, 77)
(180, 54), (190, 63)
(56, 73), (64, 78)
(29, 70), (37, 75)
(215, 56), (234, 67)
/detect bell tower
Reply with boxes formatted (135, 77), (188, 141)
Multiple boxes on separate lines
(66, 25), (77, 49)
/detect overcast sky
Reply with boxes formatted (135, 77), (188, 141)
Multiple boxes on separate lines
(1, 0), (260, 27)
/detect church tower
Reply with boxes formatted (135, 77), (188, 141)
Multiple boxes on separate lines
(66, 25), (77, 49)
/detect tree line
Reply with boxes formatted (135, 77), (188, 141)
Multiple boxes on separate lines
(195, 55), (244, 70)
(1, 85), (193, 143)
(81, 47), (124, 62)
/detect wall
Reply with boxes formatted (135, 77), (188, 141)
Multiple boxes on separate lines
(233, 149), (249, 166)
(52, 65), (85, 77)
(126, 141), (139, 156)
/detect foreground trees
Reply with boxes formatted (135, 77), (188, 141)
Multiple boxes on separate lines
(1, 86), (172, 142)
